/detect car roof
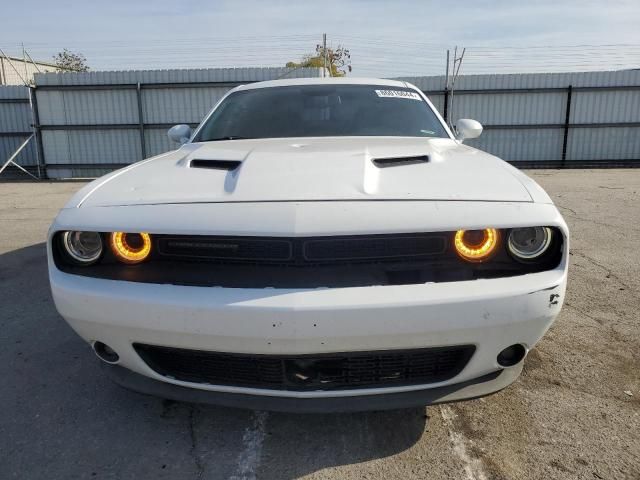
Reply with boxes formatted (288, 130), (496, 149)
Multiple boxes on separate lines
(234, 77), (413, 92)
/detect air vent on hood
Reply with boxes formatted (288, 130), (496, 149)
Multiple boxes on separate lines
(190, 159), (242, 170)
(372, 155), (429, 168)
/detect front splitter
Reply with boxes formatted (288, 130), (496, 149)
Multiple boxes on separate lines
(102, 362), (523, 413)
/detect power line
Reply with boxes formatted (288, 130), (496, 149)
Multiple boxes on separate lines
(4, 35), (638, 78)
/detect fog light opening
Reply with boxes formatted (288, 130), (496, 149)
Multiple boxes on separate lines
(93, 341), (120, 364)
(497, 344), (526, 367)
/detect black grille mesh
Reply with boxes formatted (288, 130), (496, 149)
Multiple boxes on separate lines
(156, 234), (447, 264)
(158, 237), (292, 261)
(304, 235), (445, 261)
(134, 344), (475, 391)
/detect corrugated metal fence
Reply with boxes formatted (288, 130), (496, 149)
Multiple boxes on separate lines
(0, 86), (37, 176)
(1, 68), (639, 179)
(399, 70), (640, 167)
(32, 67), (325, 178)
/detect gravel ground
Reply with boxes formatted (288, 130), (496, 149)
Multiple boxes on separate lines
(0, 169), (638, 480)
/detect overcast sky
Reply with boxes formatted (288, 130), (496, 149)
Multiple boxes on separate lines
(2, 0), (639, 76)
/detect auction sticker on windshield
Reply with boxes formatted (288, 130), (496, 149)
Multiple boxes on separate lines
(375, 89), (422, 100)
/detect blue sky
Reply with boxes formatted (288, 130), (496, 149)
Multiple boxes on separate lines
(2, 0), (639, 76)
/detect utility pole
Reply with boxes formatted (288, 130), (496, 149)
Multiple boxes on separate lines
(445, 50), (450, 90)
(322, 33), (327, 77)
(444, 49), (450, 123)
(448, 46), (466, 129)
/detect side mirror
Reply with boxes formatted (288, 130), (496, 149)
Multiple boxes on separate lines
(455, 119), (483, 142)
(168, 124), (192, 145)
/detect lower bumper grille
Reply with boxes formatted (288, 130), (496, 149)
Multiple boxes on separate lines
(133, 344), (475, 391)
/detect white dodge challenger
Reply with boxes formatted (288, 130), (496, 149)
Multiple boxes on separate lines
(48, 78), (568, 412)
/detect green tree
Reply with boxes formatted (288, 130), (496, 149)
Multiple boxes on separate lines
(52, 49), (90, 72)
(286, 44), (351, 76)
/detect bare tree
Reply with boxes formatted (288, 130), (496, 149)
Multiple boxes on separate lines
(286, 44), (352, 76)
(52, 49), (89, 72)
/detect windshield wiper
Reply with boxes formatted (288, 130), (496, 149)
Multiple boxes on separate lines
(206, 136), (254, 141)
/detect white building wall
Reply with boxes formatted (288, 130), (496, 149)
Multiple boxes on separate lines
(0, 57), (58, 86)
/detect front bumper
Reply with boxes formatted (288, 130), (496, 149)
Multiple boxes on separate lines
(103, 361), (524, 413)
(50, 264), (567, 409)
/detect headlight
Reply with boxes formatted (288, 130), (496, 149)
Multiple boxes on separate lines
(454, 228), (499, 262)
(110, 232), (152, 264)
(61, 231), (103, 265)
(507, 227), (552, 260)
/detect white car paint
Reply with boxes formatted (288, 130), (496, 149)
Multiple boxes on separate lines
(454, 118), (483, 141)
(71, 138), (533, 208)
(48, 77), (568, 410)
(50, 266), (565, 399)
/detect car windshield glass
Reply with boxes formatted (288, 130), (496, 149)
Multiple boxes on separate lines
(194, 84), (448, 141)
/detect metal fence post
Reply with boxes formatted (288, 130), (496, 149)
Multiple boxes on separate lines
(29, 86), (46, 179)
(136, 82), (147, 159)
(561, 85), (573, 165)
(443, 88), (449, 123)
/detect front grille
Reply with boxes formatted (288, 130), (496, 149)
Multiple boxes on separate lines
(134, 344), (475, 391)
(158, 237), (292, 261)
(156, 233), (447, 265)
(303, 235), (445, 261)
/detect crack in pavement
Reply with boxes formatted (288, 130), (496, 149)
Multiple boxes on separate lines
(564, 302), (607, 326)
(229, 411), (268, 480)
(188, 405), (205, 480)
(439, 405), (488, 480)
(556, 205), (639, 233)
(571, 250), (634, 292)
(556, 204), (578, 216)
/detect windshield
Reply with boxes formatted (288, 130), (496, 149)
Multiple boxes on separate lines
(193, 84), (449, 141)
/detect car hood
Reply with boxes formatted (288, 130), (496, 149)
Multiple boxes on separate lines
(77, 137), (533, 207)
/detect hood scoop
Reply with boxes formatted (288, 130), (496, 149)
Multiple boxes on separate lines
(372, 155), (429, 168)
(190, 159), (242, 171)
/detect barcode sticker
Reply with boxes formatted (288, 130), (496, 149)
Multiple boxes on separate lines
(375, 90), (422, 101)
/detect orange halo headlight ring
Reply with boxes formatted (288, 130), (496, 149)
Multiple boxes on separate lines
(454, 228), (499, 262)
(110, 232), (152, 264)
